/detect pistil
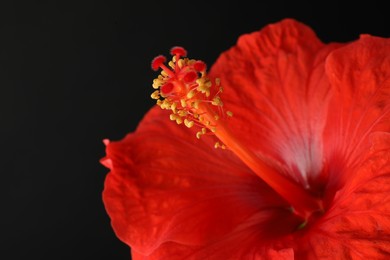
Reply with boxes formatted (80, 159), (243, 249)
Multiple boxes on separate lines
(150, 46), (322, 220)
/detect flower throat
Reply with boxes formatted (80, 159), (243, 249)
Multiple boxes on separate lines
(150, 46), (323, 222)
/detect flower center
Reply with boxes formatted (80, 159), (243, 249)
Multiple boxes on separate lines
(150, 47), (323, 221)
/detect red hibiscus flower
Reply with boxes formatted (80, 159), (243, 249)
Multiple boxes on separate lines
(101, 19), (390, 259)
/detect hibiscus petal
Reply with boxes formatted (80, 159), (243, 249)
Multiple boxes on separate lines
(300, 132), (390, 259)
(102, 107), (293, 255)
(131, 208), (298, 260)
(209, 18), (342, 188)
(289, 35), (390, 259)
(324, 35), (390, 189)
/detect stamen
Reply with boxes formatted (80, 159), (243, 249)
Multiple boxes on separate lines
(150, 46), (226, 146)
(150, 47), (322, 220)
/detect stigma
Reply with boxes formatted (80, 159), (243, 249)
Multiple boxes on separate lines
(150, 46), (232, 148)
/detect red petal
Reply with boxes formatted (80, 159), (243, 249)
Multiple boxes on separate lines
(323, 35), (390, 190)
(131, 209), (298, 259)
(209, 18), (343, 188)
(102, 107), (294, 255)
(297, 132), (390, 258)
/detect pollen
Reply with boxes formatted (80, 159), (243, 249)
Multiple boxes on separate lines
(150, 48), (232, 148)
(214, 141), (226, 149)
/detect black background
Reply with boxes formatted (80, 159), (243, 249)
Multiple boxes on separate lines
(1, 1), (389, 259)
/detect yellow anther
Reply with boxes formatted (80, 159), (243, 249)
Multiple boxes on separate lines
(212, 96), (223, 106)
(178, 59), (184, 68)
(201, 128), (207, 134)
(180, 99), (187, 108)
(192, 100), (200, 109)
(151, 90), (160, 100)
(178, 110), (188, 117)
(170, 102), (177, 113)
(226, 111), (233, 117)
(152, 79), (164, 89)
(170, 114), (177, 121)
(168, 61), (175, 69)
(214, 142), (226, 149)
(214, 115), (220, 120)
(197, 83), (208, 93)
(187, 90), (195, 99)
(196, 131), (202, 139)
(176, 117), (183, 124)
(197, 78), (204, 84)
(184, 119), (194, 128)
(160, 100), (170, 109)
